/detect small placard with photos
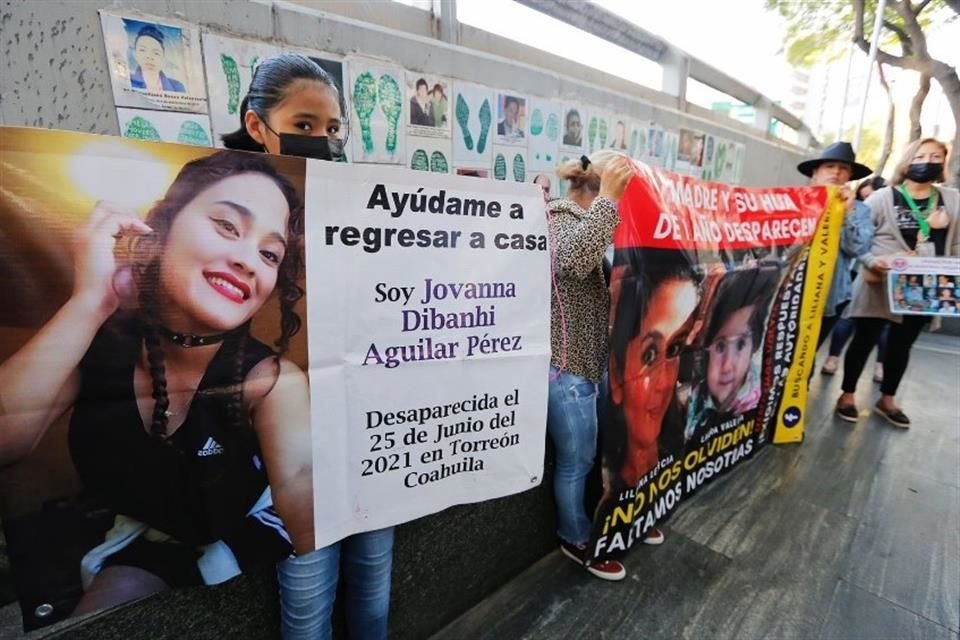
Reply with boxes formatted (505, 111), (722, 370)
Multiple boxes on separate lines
(886, 256), (960, 316)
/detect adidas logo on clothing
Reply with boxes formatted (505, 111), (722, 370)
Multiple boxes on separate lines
(197, 437), (225, 457)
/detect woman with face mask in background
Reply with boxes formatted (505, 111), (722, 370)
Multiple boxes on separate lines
(223, 53), (394, 640)
(837, 138), (959, 429)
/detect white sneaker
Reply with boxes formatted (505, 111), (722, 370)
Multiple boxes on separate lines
(821, 356), (839, 375)
(873, 363), (884, 383)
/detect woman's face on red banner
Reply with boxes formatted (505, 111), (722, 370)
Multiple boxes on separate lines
(617, 277), (698, 447)
(158, 172), (291, 334)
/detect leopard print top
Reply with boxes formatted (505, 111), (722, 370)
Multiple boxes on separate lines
(549, 197), (619, 383)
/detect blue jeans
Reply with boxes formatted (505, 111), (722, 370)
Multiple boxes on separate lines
(277, 528), (394, 640)
(547, 367), (598, 546)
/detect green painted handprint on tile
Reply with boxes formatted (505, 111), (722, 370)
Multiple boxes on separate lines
(220, 54), (240, 115)
(530, 108), (544, 136)
(455, 93), (473, 151)
(124, 116), (161, 141)
(353, 72), (377, 154)
(588, 117), (597, 152)
(598, 118), (608, 150)
(545, 113), (559, 141)
(477, 99), (492, 154)
(178, 121), (210, 146)
(410, 149), (430, 171)
(494, 153), (507, 181)
(430, 151), (448, 173)
(377, 74), (402, 154)
(513, 154), (525, 182)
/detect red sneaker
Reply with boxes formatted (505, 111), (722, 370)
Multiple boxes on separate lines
(559, 541), (626, 581)
(643, 527), (665, 545)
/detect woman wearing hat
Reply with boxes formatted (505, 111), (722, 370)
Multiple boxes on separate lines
(837, 138), (959, 428)
(797, 142), (874, 363)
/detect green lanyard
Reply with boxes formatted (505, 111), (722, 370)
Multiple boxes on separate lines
(898, 185), (937, 240)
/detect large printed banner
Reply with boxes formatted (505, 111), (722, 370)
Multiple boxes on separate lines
(305, 164), (551, 545)
(0, 127), (549, 630)
(589, 165), (843, 562)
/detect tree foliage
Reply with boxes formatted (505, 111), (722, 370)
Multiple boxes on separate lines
(767, 0), (960, 185)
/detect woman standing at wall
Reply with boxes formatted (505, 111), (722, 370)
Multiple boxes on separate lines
(836, 139), (959, 429)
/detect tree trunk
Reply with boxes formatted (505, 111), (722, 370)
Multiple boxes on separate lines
(875, 62), (895, 176)
(909, 73), (930, 142)
(928, 63), (960, 187)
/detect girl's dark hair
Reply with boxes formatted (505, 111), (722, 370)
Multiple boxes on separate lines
(603, 247), (699, 491)
(134, 151), (305, 438)
(855, 176), (886, 200)
(702, 266), (781, 354)
(221, 53), (348, 151)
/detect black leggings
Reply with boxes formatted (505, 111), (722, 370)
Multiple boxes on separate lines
(842, 316), (928, 397)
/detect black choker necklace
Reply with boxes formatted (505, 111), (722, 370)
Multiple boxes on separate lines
(160, 327), (233, 348)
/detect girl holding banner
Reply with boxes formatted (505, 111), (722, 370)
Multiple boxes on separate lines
(838, 138), (959, 429)
(222, 53), (394, 640)
(0, 151), (310, 615)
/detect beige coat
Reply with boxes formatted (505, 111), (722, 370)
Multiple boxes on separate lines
(847, 185), (960, 323)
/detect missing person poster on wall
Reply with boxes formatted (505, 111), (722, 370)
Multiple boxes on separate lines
(0, 126), (549, 632)
(587, 162), (844, 564)
(100, 12), (208, 113)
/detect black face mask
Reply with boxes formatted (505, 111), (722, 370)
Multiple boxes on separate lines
(278, 133), (345, 162)
(905, 162), (943, 184)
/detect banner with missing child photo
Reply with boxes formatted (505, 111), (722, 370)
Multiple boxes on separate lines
(0, 126), (549, 631)
(588, 164), (844, 563)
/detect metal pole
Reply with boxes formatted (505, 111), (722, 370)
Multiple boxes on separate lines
(836, 39), (855, 139)
(854, 0), (888, 150)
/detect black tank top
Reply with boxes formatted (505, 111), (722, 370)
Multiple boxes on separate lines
(68, 321), (292, 566)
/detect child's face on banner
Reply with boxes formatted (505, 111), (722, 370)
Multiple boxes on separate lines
(706, 305), (755, 409)
(158, 172), (290, 333)
(618, 278), (698, 445)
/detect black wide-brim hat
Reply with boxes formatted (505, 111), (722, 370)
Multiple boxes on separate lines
(797, 141), (872, 180)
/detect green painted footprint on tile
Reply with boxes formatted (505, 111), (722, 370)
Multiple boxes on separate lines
(352, 71), (377, 154)
(477, 99), (492, 154)
(598, 118), (608, 150)
(124, 116), (161, 141)
(430, 151), (448, 173)
(530, 108), (544, 136)
(513, 153), (525, 182)
(714, 144), (726, 178)
(378, 74), (402, 154)
(220, 54), (240, 115)
(178, 121), (210, 146)
(410, 149), (429, 171)
(545, 113), (559, 141)
(455, 93), (473, 151)
(494, 153), (507, 180)
(588, 117), (597, 152)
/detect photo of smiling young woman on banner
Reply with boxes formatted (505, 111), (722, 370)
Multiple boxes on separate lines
(0, 131), (310, 628)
